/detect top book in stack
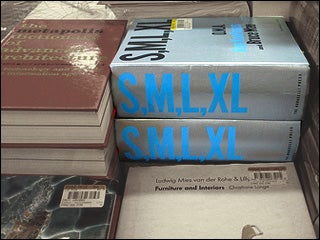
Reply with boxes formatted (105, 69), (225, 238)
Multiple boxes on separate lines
(1, 19), (127, 146)
(110, 17), (310, 120)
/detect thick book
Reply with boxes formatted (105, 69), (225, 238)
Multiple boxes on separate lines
(101, 1), (250, 21)
(1, 128), (115, 162)
(115, 118), (300, 162)
(2, 91), (114, 145)
(1, 127), (119, 177)
(1, 148), (119, 178)
(1, 19), (127, 145)
(116, 162), (316, 239)
(110, 17), (309, 120)
(1, 175), (122, 239)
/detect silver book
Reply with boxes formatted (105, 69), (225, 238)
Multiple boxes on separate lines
(111, 17), (309, 120)
(115, 119), (300, 161)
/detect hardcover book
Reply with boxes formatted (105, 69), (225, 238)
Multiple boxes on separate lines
(1, 175), (122, 239)
(1, 123), (119, 177)
(115, 118), (301, 162)
(1, 148), (118, 177)
(110, 17), (309, 120)
(1, 19), (127, 145)
(101, 1), (250, 21)
(116, 162), (316, 239)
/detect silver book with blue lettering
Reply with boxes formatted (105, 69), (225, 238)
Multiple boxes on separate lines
(115, 119), (300, 162)
(111, 17), (309, 120)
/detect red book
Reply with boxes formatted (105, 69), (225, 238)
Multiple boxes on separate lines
(1, 19), (127, 146)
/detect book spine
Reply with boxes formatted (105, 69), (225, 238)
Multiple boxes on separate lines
(115, 119), (300, 161)
(111, 65), (309, 120)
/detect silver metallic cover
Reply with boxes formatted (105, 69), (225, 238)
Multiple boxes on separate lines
(111, 17), (309, 120)
(115, 119), (300, 162)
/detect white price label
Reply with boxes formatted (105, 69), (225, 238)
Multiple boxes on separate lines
(171, 18), (193, 30)
(60, 185), (106, 208)
(248, 166), (288, 185)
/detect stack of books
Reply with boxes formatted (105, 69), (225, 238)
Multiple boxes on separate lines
(111, 17), (308, 162)
(1, 19), (127, 177)
(110, 17), (315, 238)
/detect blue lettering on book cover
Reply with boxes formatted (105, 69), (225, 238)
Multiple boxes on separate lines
(145, 73), (174, 113)
(121, 126), (242, 161)
(230, 24), (247, 52)
(118, 72), (248, 116)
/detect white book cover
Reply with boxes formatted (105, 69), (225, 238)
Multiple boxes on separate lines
(116, 162), (316, 239)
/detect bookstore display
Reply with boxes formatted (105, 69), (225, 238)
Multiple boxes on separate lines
(1, 1), (319, 239)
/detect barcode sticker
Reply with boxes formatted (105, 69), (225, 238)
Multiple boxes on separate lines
(171, 18), (192, 30)
(60, 185), (106, 208)
(249, 167), (288, 185)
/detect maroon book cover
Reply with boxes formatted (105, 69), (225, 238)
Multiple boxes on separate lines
(1, 19), (127, 111)
(1, 19), (127, 147)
